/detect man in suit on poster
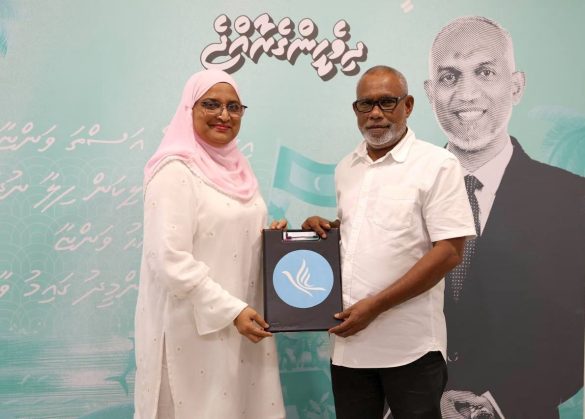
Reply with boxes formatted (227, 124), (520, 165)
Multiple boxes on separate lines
(424, 15), (585, 418)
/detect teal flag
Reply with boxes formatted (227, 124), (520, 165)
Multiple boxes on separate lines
(273, 146), (336, 208)
(269, 145), (338, 418)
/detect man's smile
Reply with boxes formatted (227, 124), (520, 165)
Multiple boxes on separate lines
(366, 124), (391, 130)
(454, 108), (486, 122)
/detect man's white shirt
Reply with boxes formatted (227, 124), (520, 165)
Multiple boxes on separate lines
(332, 128), (476, 368)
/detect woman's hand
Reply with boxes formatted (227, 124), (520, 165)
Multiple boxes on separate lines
(269, 219), (288, 229)
(234, 306), (272, 343)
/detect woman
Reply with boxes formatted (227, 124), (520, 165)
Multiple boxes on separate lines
(134, 69), (285, 419)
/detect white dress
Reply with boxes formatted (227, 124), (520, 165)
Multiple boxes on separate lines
(134, 160), (285, 419)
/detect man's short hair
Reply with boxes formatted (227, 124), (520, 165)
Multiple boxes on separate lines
(360, 65), (409, 94)
(428, 16), (517, 72)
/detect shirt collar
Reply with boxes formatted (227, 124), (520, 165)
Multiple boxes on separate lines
(466, 137), (513, 195)
(351, 128), (415, 164)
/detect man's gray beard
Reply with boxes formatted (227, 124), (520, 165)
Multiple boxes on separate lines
(363, 129), (399, 150)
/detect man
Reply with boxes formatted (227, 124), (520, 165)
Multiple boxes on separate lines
(425, 16), (585, 418)
(302, 65), (476, 418)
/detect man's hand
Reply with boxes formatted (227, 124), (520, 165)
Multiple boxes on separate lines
(441, 390), (496, 419)
(269, 219), (288, 229)
(301, 216), (337, 238)
(328, 296), (381, 337)
(234, 306), (272, 343)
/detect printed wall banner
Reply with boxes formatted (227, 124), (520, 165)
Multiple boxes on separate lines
(1, 1), (583, 418)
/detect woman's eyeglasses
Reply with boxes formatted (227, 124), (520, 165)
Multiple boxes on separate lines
(198, 99), (247, 117)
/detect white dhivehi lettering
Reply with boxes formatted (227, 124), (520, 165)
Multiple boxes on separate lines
(401, 0), (414, 13)
(0, 170), (29, 200)
(201, 13), (368, 81)
(0, 121), (145, 152)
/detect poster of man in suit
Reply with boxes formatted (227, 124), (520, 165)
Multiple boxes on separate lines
(424, 16), (585, 418)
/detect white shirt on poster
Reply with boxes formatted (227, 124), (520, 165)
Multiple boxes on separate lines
(331, 128), (476, 368)
(451, 138), (513, 234)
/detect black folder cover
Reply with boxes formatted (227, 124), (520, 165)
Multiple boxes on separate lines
(262, 228), (342, 332)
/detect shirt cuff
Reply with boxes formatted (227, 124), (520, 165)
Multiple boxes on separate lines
(189, 276), (248, 335)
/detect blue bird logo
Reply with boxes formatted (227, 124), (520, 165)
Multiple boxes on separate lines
(281, 259), (326, 297)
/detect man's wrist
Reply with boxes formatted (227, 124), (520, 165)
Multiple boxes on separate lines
(369, 293), (388, 316)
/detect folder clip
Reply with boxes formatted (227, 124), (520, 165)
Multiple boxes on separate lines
(282, 231), (320, 242)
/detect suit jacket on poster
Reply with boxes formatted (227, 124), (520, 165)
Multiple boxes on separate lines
(445, 137), (585, 419)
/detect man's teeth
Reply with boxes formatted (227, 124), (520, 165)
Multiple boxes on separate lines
(457, 110), (483, 121)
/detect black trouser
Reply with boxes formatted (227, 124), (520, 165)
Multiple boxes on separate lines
(331, 351), (447, 419)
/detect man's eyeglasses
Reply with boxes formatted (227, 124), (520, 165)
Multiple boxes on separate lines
(198, 99), (247, 117)
(352, 95), (407, 113)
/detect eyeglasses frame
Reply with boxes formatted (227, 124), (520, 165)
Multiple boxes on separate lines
(196, 99), (248, 117)
(352, 94), (408, 113)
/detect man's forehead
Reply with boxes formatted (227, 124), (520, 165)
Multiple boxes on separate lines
(430, 24), (511, 71)
(357, 72), (403, 96)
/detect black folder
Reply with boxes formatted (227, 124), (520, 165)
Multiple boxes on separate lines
(262, 228), (342, 332)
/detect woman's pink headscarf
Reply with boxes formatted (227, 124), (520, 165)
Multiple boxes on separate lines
(143, 69), (258, 201)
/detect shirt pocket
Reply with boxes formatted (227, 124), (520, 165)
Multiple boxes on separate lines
(371, 187), (416, 231)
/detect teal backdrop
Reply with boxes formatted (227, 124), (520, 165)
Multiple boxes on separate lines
(1, 1), (583, 418)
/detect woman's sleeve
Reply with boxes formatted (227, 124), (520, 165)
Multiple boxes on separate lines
(143, 161), (247, 335)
